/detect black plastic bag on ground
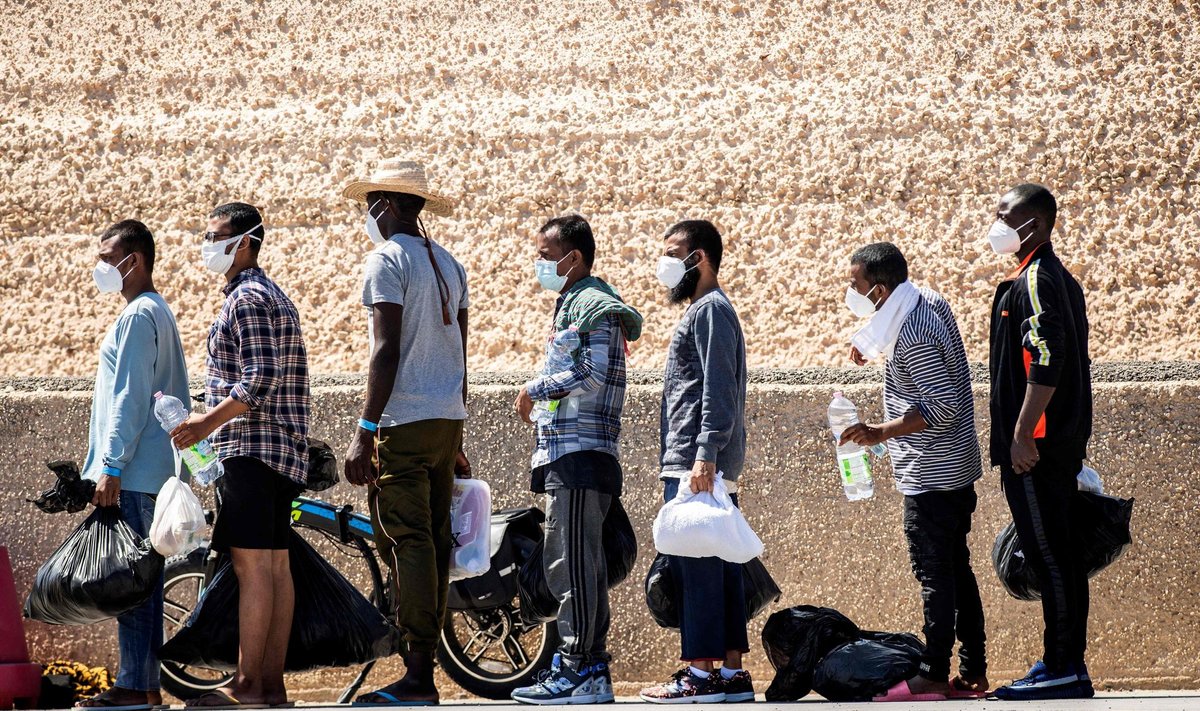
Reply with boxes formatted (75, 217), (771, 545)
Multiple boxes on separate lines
(518, 497), (638, 625)
(812, 632), (925, 702)
(160, 529), (401, 672)
(645, 554), (781, 630)
(25, 507), (164, 625)
(760, 605), (861, 701)
(993, 491), (1135, 601)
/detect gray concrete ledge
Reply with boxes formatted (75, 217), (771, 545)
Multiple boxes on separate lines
(4, 361), (1200, 393)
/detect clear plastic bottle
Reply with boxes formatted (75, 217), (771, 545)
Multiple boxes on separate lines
(153, 391), (224, 486)
(532, 327), (581, 425)
(827, 391), (880, 501)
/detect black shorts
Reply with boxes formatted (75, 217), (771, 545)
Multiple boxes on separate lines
(211, 456), (300, 552)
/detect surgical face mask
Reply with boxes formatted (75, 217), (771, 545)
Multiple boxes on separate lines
(202, 223), (262, 275)
(534, 253), (574, 292)
(845, 283), (882, 318)
(92, 253), (133, 293)
(656, 251), (698, 289)
(987, 217), (1036, 255)
(364, 200), (386, 245)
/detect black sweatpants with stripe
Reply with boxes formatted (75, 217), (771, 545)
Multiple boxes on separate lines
(544, 488), (612, 668)
(1001, 448), (1089, 671)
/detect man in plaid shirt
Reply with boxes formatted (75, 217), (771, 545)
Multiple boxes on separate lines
(171, 201), (310, 709)
(511, 215), (642, 705)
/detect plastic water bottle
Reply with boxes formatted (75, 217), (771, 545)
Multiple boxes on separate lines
(153, 391), (224, 486)
(827, 392), (880, 501)
(532, 327), (581, 425)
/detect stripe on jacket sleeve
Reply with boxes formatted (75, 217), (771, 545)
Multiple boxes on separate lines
(1026, 261), (1052, 367)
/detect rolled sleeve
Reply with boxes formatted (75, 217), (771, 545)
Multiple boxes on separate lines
(229, 296), (280, 410)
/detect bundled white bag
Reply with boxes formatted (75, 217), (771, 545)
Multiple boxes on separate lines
(150, 451), (206, 557)
(653, 473), (763, 564)
(449, 478), (492, 582)
(1077, 464), (1104, 494)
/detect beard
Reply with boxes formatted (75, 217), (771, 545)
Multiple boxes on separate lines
(668, 267), (701, 304)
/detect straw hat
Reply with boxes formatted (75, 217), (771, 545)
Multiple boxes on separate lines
(341, 159), (455, 217)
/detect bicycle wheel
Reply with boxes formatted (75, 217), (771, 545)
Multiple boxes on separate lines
(436, 599), (560, 700)
(160, 549), (232, 701)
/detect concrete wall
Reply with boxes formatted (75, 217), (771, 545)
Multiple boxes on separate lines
(3, 373), (1199, 698)
(3, 0), (1200, 378)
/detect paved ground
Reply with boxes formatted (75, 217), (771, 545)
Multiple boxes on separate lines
(245, 693), (1200, 710)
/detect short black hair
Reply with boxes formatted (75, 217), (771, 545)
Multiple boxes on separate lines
(209, 202), (265, 253)
(665, 219), (723, 273)
(539, 214), (595, 267)
(100, 219), (155, 272)
(1008, 183), (1057, 231)
(850, 242), (908, 290)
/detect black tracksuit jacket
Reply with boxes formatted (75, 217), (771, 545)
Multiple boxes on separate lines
(989, 244), (1093, 467)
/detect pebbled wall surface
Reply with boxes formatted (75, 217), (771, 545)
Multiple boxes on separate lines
(2, 1), (1200, 377)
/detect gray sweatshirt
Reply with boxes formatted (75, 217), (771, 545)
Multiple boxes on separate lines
(659, 288), (748, 481)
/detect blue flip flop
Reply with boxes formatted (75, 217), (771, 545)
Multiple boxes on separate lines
(351, 691), (438, 708)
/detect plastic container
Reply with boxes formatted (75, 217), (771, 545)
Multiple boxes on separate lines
(153, 392), (223, 486)
(532, 327), (581, 425)
(828, 392), (877, 501)
(449, 479), (493, 582)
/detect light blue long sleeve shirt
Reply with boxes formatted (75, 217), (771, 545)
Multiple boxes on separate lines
(83, 292), (190, 495)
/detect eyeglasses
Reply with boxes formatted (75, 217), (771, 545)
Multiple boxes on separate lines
(203, 232), (237, 243)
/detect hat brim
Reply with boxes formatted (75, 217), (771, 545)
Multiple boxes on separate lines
(342, 181), (455, 217)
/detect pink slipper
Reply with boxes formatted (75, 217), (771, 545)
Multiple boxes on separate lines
(946, 678), (988, 699)
(873, 680), (948, 702)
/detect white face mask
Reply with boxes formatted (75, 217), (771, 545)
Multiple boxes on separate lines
(987, 217), (1035, 255)
(364, 200), (386, 245)
(656, 251), (698, 289)
(92, 253), (133, 294)
(534, 253), (574, 292)
(845, 283), (882, 318)
(202, 223), (262, 275)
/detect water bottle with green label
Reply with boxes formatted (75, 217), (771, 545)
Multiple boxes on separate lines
(153, 391), (224, 486)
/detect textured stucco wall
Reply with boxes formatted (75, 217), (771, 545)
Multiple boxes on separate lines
(4, 376), (1199, 698)
(2, 0), (1200, 377)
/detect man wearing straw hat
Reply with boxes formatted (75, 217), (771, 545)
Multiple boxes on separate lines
(342, 159), (472, 706)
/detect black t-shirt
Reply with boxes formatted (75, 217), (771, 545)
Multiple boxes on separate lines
(530, 450), (623, 496)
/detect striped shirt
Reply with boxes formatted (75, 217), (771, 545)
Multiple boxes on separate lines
(526, 313), (627, 470)
(883, 288), (981, 495)
(206, 267), (311, 485)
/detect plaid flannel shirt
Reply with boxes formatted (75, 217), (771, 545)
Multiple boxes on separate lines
(527, 312), (627, 468)
(206, 267), (311, 485)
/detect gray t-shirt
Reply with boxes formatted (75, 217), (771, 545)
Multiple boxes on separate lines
(362, 233), (469, 427)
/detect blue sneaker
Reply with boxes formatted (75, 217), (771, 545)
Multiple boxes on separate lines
(512, 654), (606, 705)
(590, 661), (616, 704)
(991, 661), (1094, 700)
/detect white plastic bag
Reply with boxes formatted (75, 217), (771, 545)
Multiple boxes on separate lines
(1077, 464), (1104, 494)
(652, 473), (763, 564)
(449, 478), (492, 582)
(150, 452), (205, 557)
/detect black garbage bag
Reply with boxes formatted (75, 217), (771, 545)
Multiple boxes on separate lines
(602, 498), (638, 587)
(993, 491), (1135, 601)
(812, 632), (925, 702)
(646, 554), (782, 630)
(28, 461), (96, 515)
(761, 605), (860, 701)
(518, 498), (639, 625)
(160, 529), (401, 672)
(25, 507), (164, 625)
